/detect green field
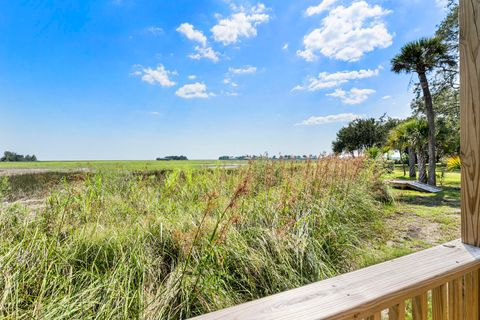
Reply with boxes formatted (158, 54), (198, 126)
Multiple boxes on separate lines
(0, 160), (240, 171)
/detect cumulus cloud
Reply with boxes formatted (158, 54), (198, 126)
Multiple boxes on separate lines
(134, 65), (176, 87)
(327, 88), (376, 105)
(306, 0), (338, 16)
(296, 113), (361, 126)
(177, 23), (220, 62)
(177, 23), (207, 46)
(228, 66), (257, 74)
(188, 75), (197, 80)
(382, 95), (392, 100)
(297, 1), (393, 62)
(189, 46), (220, 62)
(176, 82), (214, 99)
(293, 67), (380, 92)
(211, 3), (270, 45)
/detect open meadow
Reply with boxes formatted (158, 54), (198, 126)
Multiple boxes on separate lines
(0, 160), (240, 173)
(0, 158), (461, 319)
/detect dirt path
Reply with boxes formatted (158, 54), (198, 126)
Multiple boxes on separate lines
(385, 185), (461, 251)
(0, 168), (91, 176)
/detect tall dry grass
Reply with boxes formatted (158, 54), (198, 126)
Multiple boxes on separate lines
(0, 157), (390, 319)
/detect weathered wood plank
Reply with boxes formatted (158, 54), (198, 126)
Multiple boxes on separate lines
(464, 270), (479, 319)
(388, 180), (442, 193)
(190, 240), (480, 320)
(412, 293), (428, 320)
(365, 312), (381, 320)
(460, 0), (480, 246)
(431, 284), (447, 320)
(448, 278), (464, 320)
(388, 302), (405, 320)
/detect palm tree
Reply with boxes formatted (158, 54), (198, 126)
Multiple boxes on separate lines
(388, 122), (416, 179)
(403, 119), (429, 183)
(391, 37), (456, 186)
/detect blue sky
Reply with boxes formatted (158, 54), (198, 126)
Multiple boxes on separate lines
(0, 0), (449, 160)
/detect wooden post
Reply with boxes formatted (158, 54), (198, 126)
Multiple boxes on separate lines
(461, 0), (480, 246)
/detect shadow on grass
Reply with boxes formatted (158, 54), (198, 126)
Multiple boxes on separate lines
(394, 186), (460, 209)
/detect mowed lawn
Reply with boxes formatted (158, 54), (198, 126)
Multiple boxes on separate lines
(362, 168), (462, 266)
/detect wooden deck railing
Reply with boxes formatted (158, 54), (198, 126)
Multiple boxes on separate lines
(191, 240), (480, 320)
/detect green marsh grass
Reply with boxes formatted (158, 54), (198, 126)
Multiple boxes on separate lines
(0, 158), (390, 319)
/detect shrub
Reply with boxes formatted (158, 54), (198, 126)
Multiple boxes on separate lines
(446, 156), (461, 171)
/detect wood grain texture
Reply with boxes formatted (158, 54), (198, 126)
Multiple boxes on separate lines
(190, 241), (480, 320)
(431, 285), (447, 320)
(464, 270), (479, 319)
(388, 302), (405, 320)
(448, 278), (464, 320)
(412, 293), (428, 320)
(460, 0), (480, 246)
(365, 312), (380, 320)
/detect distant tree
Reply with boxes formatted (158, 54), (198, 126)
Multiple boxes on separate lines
(0, 151), (37, 162)
(156, 155), (188, 161)
(392, 119), (429, 183)
(388, 121), (417, 179)
(332, 116), (400, 156)
(392, 37), (456, 186)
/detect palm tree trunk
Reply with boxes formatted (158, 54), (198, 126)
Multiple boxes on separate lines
(408, 147), (417, 179)
(418, 71), (436, 186)
(417, 151), (428, 184)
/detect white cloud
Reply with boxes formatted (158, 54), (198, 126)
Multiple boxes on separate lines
(145, 26), (163, 36)
(382, 95), (392, 100)
(296, 113), (361, 126)
(176, 82), (214, 99)
(297, 1), (393, 62)
(211, 4), (270, 45)
(177, 23), (207, 47)
(306, 0), (338, 16)
(189, 46), (220, 62)
(148, 111), (162, 116)
(327, 88), (376, 105)
(188, 75), (197, 80)
(177, 23), (220, 62)
(224, 77), (239, 87)
(135, 65), (176, 87)
(282, 43), (289, 50)
(228, 65), (257, 74)
(293, 67), (380, 92)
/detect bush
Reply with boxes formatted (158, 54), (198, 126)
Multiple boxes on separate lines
(446, 156), (461, 171)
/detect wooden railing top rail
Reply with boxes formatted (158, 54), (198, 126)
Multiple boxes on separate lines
(190, 240), (480, 320)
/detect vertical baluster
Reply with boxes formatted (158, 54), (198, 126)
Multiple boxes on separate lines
(365, 312), (381, 320)
(389, 301), (405, 320)
(412, 293), (428, 320)
(432, 284), (447, 320)
(464, 271), (479, 319)
(448, 278), (464, 320)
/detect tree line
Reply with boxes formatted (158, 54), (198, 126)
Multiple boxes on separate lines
(156, 156), (188, 161)
(332, 1), (459, 187)
(1, 151), (38, 162)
